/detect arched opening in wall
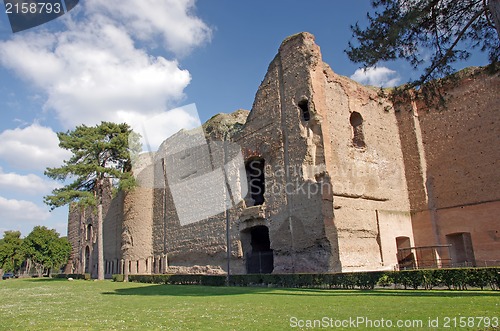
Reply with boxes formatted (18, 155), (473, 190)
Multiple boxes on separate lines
(84, 246), (90, 274)
(245, 226), (274, 274)
(145, 259), (149, 272)
(396, 236), (415, 269)
(298, 99), (310, 121)
(446, 232), (476, 267)
(245, 158), (265, 206)
(350, 112), (366, 148)
(86, 224), (92, 241)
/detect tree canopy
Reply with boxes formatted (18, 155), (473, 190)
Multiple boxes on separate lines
(44, 122), (141, 209)
(44, 121), (141, 280)
(346, 0), (500, 86)
(0, 231), (23, 273)
(22, 226), (71, 276)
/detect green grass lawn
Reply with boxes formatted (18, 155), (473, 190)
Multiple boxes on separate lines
(0, 278), (498, 330)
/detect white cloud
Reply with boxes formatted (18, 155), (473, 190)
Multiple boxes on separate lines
(0, 124), (71, 171)
(125, 103), (202, 152)
(0, 196), (50, 223)
(350, 67), (401, 87)
(0, 0), (211, 129)
(87, 0), (212, 55)
(0, 168), (61, 195)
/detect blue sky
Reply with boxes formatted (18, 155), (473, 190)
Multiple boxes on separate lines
(0, 0), (491, 238)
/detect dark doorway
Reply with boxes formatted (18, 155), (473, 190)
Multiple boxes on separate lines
(84, 246), (90, 274)
(446, 232), (475, 267)
(246, 226), (273, 274)
(246, 158), (265, 206)
(396, 236), (415, 269)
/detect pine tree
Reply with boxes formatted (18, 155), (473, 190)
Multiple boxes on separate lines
(44, 122), (141, 280)
(346, 0), (500, 86)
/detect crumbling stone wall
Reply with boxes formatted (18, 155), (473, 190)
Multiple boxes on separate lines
(67, 32), (499, 276)
(148, 112), (248, 275)
(305, 33), (413, 271)
(235, 33), (342, 273)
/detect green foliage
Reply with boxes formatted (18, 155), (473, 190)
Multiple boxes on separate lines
(0, 231), (23, 272)
(129, 268), (500, 290)
(127, 274), (226, 286)
(346, 0), (500, 86)
(113, 274), (125, 282)
(44, 122), (142, 210)
(377, 273), (394, 287)
(22, 226), (71, 276)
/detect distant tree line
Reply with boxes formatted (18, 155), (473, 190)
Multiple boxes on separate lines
(0, 226), (71, 277)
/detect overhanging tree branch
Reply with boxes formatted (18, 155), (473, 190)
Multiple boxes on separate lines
(347, 0), (499, 88)
(418, 7), (486, 85)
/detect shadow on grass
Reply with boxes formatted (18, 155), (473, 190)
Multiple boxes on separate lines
(5, 278), (68, 283)
(102, 285), (261, 297)
(102, 284), (500, 298)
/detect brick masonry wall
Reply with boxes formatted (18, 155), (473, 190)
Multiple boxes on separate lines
(396, 69), (500, 265)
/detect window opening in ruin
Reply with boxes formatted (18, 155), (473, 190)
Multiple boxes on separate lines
(350, 112), (366, 148)
(396, 236), (415, 269)
(245, 226), (274, 274)
(245, 158), (265, 206)
(136, 261), (139, 273)
(446, 232), (476, 267)
(128, 261), (131, 273)
(84, 246), (90, 274)
(298, 99), (310, 121)
(86, 224), (92, 241)
(145, 259), (148, 272)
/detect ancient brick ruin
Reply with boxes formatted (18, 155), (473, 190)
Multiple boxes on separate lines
(66, 32), (500, 277)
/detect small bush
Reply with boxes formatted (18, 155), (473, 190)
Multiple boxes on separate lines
(377, 274), (394, 287)
(113, 274), (124, 282)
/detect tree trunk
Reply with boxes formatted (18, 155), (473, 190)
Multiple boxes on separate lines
(97, 202), (104, 280)
(489, 0), (500, 40)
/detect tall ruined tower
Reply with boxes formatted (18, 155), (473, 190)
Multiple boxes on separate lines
(236, 32), (413, 273)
